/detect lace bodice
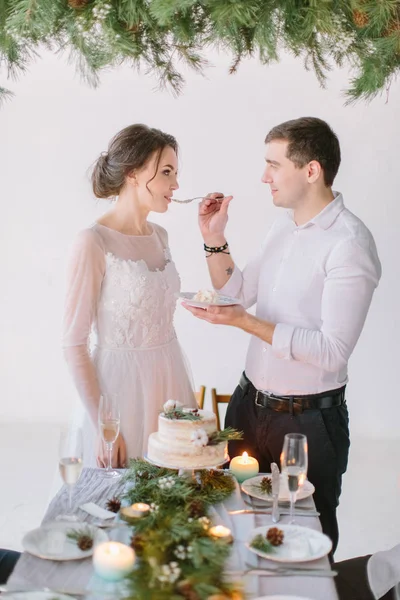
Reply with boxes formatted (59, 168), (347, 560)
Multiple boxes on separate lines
(99, 249), (180, 348)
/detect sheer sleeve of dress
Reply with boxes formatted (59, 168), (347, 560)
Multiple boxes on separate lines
(62, 228), (106, 424)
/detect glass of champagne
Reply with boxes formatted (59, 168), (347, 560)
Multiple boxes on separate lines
(280, 433), (308, 524)
(58, 427), (83, 521)
(99, 393), (121, 479)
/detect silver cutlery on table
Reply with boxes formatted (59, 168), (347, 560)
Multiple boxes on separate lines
(228, 509), (320, 517)
(226, 566), (337, 578)
(0, 587), (86, 596)
(271, 462), (280, 523)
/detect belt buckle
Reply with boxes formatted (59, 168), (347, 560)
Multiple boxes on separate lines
(255, 390), (264, 408)
(255, 389), (273, 408)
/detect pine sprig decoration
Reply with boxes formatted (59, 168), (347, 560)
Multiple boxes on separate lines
(163, 408), (202, 421)
(252, 476), (272, 495)
(249, 533), (275, 554)
(119, 458), (240, 598)
(208, 427), (243, 446)
(0, 0), (399, 103)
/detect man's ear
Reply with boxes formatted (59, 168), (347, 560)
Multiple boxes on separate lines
(307, 160), (322, 184)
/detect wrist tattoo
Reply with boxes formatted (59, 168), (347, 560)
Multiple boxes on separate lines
(226, 267), (233, 275)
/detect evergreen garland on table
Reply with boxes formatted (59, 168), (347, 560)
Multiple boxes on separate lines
(119, 458), (241, 599)
(0, 0), (399, 104)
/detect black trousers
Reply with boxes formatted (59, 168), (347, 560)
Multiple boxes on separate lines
(0, 549), (20, 584)
(334, 555), (396, 600)
(225, 374), (350, 556)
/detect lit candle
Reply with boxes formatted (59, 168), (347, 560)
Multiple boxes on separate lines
(229, 452), (259, 483)
(209, 525), (233, 544)
(93, 541), (135, 581)
(120, 502), (151, 522)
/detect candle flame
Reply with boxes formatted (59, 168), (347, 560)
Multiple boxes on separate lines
(210, 525), (231, 537)
(242, 451), (249, 464)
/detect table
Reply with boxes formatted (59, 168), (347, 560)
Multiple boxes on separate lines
(8, 468), (339, 599)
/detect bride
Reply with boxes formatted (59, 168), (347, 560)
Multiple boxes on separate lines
(62, 124), (197, 467)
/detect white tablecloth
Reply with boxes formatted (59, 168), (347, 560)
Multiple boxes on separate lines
(8, 468), (339, 599)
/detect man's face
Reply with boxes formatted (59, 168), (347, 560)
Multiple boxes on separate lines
(261, 140), (309, 209)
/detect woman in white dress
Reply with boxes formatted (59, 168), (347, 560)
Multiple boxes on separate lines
(62, 124), (197, 467)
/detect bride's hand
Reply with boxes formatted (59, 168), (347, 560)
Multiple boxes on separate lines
(97, 433), (127, 468)
(198, 192), (233, 244)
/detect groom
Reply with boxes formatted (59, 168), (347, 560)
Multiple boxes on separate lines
(184, 117), (381, 554)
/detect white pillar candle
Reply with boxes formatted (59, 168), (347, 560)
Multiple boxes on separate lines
(229, 452), (259, 483)
(209, 525), (233, 544)
(120, 502), (151, 521)
(93, 541), (135, 581)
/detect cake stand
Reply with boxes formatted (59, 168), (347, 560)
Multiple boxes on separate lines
(144, 454), (230, 480)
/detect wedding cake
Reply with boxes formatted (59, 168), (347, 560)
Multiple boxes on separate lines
(147, 400), (227, 468)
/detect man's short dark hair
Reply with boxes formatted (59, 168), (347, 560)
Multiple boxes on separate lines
(265, 117), (341, 187)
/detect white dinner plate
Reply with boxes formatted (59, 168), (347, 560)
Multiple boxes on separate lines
(253, 596), (314, 600)
(247, 524), (332, 563)
(179, 291), (241, 308)
(242, 474), (315, 503)
(22, 521), (108, 561)
(3, 593), (75, 600)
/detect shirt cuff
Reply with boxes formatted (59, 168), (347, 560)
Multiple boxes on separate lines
(216, 265), (242, 298)
(272, 323), (295, 360)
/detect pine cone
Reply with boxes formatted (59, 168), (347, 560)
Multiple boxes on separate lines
(353, 10), (369, 28)
(384, 19), (400, 37)
(130, 533), (145, 555)
(77, 535), (93, 551)
(266, 527), (284, 547)
(106, 496), (121, 513)
(178, 580), (200, 600)
(188, 499), (206, 518)
(68, 0), (89, 7)
(259, 476), (272, 495)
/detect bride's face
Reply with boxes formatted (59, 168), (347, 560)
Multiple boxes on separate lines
(132, 146), (179, 213)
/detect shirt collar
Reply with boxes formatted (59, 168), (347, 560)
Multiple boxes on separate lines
(311, 191), (344, 230)
(287, 191), (345, 230)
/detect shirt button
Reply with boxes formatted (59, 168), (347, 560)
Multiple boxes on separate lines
(272, 287), (277, 292)
(293, 230), (298, 235)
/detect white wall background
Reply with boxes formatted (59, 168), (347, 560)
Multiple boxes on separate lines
(0, 49), (398, 439)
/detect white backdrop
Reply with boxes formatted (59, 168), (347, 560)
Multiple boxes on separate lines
(0, 49), (398, 438)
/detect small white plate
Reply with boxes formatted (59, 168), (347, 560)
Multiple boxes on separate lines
(242, 474), (315, 503)
(253, 596), (314, 600)
(247, 524), (332, 563)
(179, 292), (241, 308)
(22, 521), (108, 561)
(3, 593), (75, 599)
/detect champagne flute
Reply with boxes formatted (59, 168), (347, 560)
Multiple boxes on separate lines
(99, 393), (121, 479)
(280, 433), (308, 524)
(58, 427), (83, 521)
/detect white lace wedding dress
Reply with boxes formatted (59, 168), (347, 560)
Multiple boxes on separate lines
(62, 222), (196, 466)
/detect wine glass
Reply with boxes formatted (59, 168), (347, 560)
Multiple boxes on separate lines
(58, 427), (83, 521)
(280, 433), (308, 524)
(99, 393), (121, 479)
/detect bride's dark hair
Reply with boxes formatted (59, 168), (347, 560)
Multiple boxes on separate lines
(91, 124), (178, 199)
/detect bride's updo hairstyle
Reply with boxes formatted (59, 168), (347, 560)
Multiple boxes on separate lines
(92, 124), (178, 199)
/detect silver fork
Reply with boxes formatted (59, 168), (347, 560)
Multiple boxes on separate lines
(172, 195), (224, 204)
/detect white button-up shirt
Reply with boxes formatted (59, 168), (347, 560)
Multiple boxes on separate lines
(219, 193), (381, 395)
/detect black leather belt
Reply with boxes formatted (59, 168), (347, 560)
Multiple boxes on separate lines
(239, 372), (345, 415)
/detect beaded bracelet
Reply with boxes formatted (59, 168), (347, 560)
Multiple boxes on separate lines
(204, 241), (230, 258)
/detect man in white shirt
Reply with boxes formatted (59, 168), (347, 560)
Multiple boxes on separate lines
(184, 117), (381, 555)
